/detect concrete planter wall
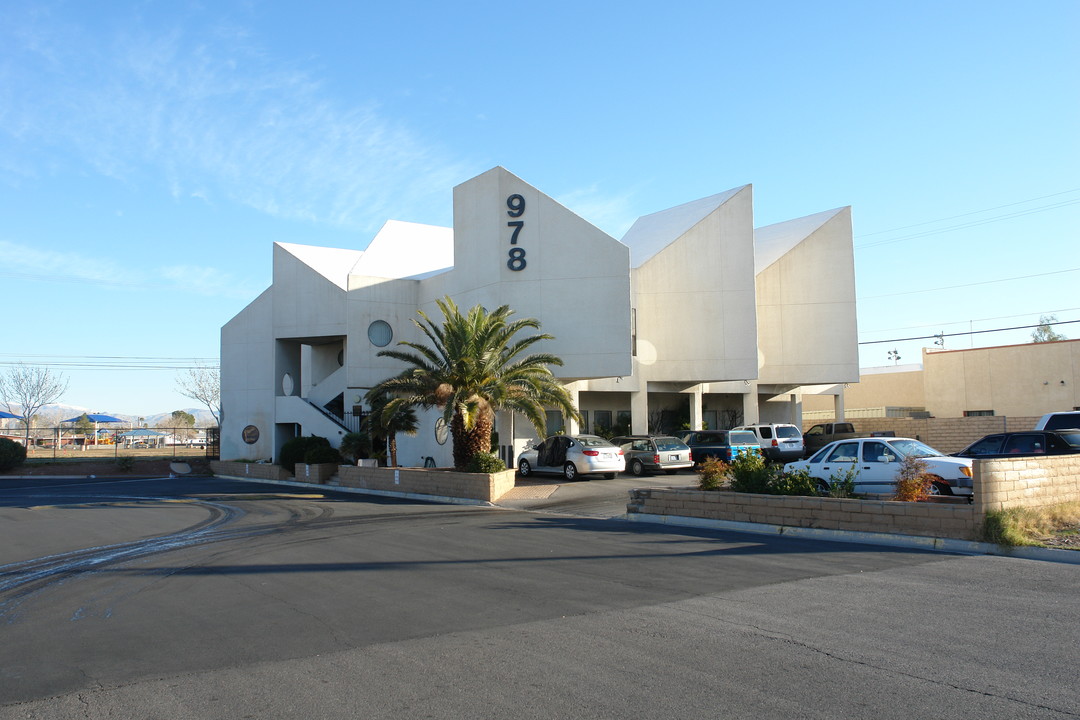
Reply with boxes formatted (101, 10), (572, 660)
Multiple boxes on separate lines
(628, 488), (980, 539)
(628, 454), (1080, 541)
(338, 466), (516, 503)
(295, 462), (340, 484)
(209, 460), (293, 482)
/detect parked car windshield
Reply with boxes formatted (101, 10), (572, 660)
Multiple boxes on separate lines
(1060, 431), (1080, 448)
(654, 437), (689, 451)
(577, 436), (613, 447)
(888, 439), (942, 458)
(776, 426), (801, 439)
(730, 431), (758, 444)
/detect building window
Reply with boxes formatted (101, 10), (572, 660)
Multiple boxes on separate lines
(545, 410), (564, 436)
(367, 320), (393, 347)
(593, 410), (612, 434)
(579, 411), (589, 433)
(963, 410), (995, 417)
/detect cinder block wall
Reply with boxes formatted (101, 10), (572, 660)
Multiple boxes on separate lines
(972, 454), (1080, 513)
(801, 416), (1042, 454)
(210, 460), (293, 481)
(339, 466), (516, 502)
(627, 453), (1080, 540)
(627, 488), (980, 539)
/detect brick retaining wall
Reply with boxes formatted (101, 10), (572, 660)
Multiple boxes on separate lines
(627, 453), (1080, 541)
(628, 488), (980, 539)
(972, 454), (1080, 513)
(338, 466), (516, 503)
(209, 460), (293, 482)
(802, 416), (1042, 454)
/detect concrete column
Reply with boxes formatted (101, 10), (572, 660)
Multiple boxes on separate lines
(789, 393), (803, 427)
(833, 392), (846, 421)
(566, 386), (581, 435)
(688, 384), (703, 431)
(742, 382), (760, 426)
(631, 390), (649, 434)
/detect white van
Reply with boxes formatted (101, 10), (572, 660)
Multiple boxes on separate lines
(733, 423), (804, 462)
(1034, 412), (1080, 431)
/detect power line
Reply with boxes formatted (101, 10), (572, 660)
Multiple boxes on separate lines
(859, 319), (1079, 346)
(859, 267), (1080, 300)
(861, 307), (1080, 335)
(855, 188), (1080, 239)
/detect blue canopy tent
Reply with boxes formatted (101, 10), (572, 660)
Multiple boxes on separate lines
(62, 413), (125, 446)
(0, 410), (24, 420)
(62, 414), (124, 424)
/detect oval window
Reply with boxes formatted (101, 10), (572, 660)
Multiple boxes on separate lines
(368, 320), (393, 347)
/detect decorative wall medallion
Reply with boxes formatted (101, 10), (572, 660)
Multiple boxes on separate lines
(434, 417), (449, 445)
(242, 425), (260, 445)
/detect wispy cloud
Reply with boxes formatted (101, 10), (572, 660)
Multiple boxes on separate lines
(556, 183), (644, 239)
(0, 8), (470, 232)
(0, 239), (258, 298)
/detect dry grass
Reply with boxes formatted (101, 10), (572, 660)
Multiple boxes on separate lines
(981, 502), (1080, 548)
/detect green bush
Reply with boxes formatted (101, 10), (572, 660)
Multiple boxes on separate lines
(769, 468), (819, 496)
(116, 456), (135, 472)
(304, 445), (342, 465)
(826, 465), (858, 498)
(0, 437), (27, 472)
(727, 450), (820, 496)
(727, 451), (774, 494)
(463, 452), (506, 473)
(278, 435), (331, 472)
(696, 456), (729, 491)
(338, 431), (371, 462)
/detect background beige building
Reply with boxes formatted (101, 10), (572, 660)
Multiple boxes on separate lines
(804, 339), (1079, 423)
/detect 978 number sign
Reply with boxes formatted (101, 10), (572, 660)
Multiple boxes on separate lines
(506, 193), (526, 271)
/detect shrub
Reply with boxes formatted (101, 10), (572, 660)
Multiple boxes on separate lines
(826, 465), (858, 498)
(338, 431), (371, 462)
(116, 456), (135, 472)
(769, 468), (819, 496)
(278, 435), (331, 472)
(696, 456), (729, 491)
(304, 445), (342, 465)
(0, 438), (27, 472)
(463, 452), (506, 474)
(893, 456), (931, 502)
(727, 451), (774, 494)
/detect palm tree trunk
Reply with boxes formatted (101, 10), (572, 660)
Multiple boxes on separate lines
(389, 434), (398, 467)
(451, 411), (493, 469)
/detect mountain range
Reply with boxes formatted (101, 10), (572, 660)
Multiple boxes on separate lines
(1, 403), (218, 427)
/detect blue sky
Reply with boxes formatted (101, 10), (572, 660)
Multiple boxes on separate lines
(1, 0), (1077, 416)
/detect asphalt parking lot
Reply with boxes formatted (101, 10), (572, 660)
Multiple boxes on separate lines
(1, 474), (1078, 719)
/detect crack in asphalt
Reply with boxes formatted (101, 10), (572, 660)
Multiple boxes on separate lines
(668, 603), (1079, 717)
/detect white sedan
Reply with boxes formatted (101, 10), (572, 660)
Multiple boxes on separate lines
(784, 437), (973, 497)
(517, 435), (625, 481)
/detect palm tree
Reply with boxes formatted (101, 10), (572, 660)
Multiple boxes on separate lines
(370, 297), (580, 469)
(362, 387), (419, 467)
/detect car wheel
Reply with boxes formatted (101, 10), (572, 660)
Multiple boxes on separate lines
(604, 473), (616, 479)
(563, 463), (578, 481)
(518, 459), (532, 477)
(816, 481), (830, 496)
(928, 479), (953, 496)
(630, 459), (646, 476)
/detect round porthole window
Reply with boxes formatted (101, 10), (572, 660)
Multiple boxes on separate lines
(368, 320), (393, 347)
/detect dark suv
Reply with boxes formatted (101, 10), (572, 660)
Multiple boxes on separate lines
(674, 430), (761, 465)
(609, 435), (693, 475)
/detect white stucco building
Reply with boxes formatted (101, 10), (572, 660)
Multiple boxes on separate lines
(220, 167), (858, 465)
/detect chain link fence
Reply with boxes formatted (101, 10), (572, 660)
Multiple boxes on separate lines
(0, 425), (219, 460)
